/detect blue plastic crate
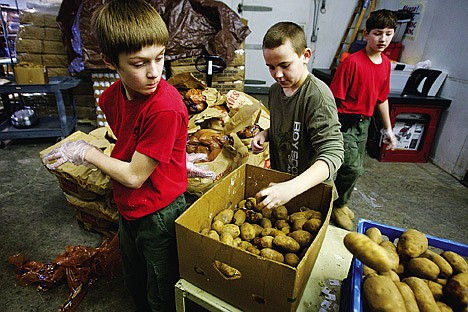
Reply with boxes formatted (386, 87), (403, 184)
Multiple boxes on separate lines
(341, 219), (468, 312)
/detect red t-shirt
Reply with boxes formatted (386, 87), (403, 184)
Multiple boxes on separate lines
(98, 79), (188, 220)
(329, 49), (391, 117)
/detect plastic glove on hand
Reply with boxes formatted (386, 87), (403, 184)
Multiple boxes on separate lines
(186, 153), (216, 179)
(42, 140), (95, 170)
(381, 128), (397, 150)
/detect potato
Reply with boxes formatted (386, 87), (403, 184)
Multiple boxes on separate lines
(289, 230), (313, 249)
(363, 265), (378, 277)
(259, 218), (272, 229)
(200, 227), (210, 235)
(395, 281), (420, 312)
(421, 249), (453, 278)
(435, 301), (453, 312)
(220, 232), (235, 246)
(244, 197), (257, 210)
(261, 227), (285, 237)
(397, 229), (428, 259)
(233, 209), (246, 226)
(273, 235), (300, 253)
(435, 278), (447, 286)
(272, 205), (288, 220)
(380, 240), (400, 271)
(237, 240), (252, 250)
(344, 232), (395, 273)
(221, 224), (240, 238)
(408, 258), (440, 280)
(211, 220), (224, 234)
(260, 248), (285, 263)
(288, 211), (310, 223)
(233, 237), (241, 247)
(444, 272), (468, 308)
(426, 280), (443, 301)
(240, 222), (256, 241)
(363, 275), (407, 311)
(237, 199), (246, 209)
(292, 219), (307, 231)
(303, 218), (322, 235)
(441, 251), (468, 274)
(285, 253), (300, 267)
(259, 236), (274, 249)
(246, 245), (260, 255)
(275, 219), (290, 231)
(214, 261), (240, 279)
(207, 230), (219, 240)
(261, 207), (273, 219)
(252, 224), (263, 237)
(380, 270), (400, 282)
(366, 227), (383, 244)
(403, 276), (440, 312)
(213, 209), (234, 224)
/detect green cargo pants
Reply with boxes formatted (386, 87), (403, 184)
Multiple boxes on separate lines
(333, 118), (370, 208)
(118, 194), (186, 312)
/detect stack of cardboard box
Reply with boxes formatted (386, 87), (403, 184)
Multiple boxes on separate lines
(170, 45), (245, 94)
(16, 10), (69, 77)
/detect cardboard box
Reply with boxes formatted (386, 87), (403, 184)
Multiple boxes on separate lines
(14, 65), (48, 84)
(176, 164), (333, 312)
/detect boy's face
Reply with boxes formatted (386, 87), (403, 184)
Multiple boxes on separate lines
(263, 40), (311, 95)
(365, 27), (395, 54)
(103, 44), (165, 100)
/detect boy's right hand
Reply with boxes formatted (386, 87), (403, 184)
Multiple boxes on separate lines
(250, 132), (266, 154)
(42, 140), (96, 170)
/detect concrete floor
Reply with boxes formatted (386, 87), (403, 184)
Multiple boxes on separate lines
(0, 123), (467, 311)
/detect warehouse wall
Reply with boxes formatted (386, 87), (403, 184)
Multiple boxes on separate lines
(376, 0), (468, 181)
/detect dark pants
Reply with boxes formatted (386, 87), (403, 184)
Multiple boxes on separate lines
(334, 118), (370, 208)
(118, 194), (186, 312)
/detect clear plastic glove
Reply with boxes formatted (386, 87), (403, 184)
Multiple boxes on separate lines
(42, 140), (96, 170)
(381, 128), (397, 150)
(255, 181), (295, 210)
(186, 153), (216, 179)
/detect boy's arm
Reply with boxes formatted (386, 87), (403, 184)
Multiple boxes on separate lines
(42, 141), (158, 189)
(376, 100), (397, 149)
(256, 159), (329, 210)
(85, 147), (158, 189)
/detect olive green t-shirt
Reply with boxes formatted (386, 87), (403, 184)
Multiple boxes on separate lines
(268, 73), (344, 181)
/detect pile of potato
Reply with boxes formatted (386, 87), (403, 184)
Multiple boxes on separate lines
(200, 197), (324, 267)
(343, 228), (468, 312)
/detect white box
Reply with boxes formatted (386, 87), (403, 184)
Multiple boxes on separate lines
(390, 70), (411, 94)
(393, 120), (425, 150)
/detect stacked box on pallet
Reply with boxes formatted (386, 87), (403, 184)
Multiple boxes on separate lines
(16, 10), (69, 77)
(170, 45), (245, 94)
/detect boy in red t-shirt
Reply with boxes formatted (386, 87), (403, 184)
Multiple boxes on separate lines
(43, 1), (188, 310)
(329, 9), (398, 230)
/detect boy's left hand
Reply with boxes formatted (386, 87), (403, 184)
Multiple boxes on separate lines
(255, 181), (295, 210)
(381, 128), (397, 150)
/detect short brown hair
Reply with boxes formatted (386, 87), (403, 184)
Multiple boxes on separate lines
(91, 0), (169, 66)
(366, 9), (397, 31)
(262, 22), (307, 56)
